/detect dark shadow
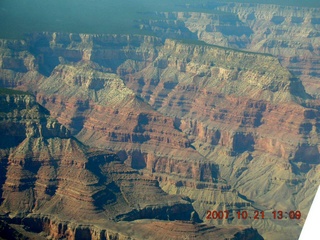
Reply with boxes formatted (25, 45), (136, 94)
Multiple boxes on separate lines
(0, 159), (8, 205)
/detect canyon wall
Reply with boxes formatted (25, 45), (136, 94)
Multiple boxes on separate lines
(1, 89), (242, 239)
(0, 31), (319, 239)
(140, 3), (320, 98)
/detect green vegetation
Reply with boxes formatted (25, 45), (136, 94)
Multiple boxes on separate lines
(177, 39), (214, 46)
(0, 88), (31, 96)
(176, 39), (273, 57)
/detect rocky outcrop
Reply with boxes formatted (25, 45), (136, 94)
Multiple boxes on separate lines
(136, 18), (197, 40)
(215, 3), (320, 99)
(0, 32), (319, 239)
(0, 89), (219, 239)
(143, 3), (320, 98)
(116, 38), (320, 232)
(121, 38), (315, 157)
(0, 214), (263, 240)
(0, 34), (219, 188)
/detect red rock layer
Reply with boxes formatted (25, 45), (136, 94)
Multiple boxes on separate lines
(1, 33), (319, 239)
(0, 91), (199, 236)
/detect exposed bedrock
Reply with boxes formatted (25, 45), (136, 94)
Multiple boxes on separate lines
(0, 90), (205, 240)
(144, 3), (320, 98)
(0, 32), (319, 239)
(0, 214), (263, 240)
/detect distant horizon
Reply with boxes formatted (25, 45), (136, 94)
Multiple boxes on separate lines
(0, 1), (319, 239)
(0, 0), (319, 39)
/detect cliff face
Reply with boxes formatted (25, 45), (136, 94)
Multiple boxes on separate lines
(0, 89), (193, 216)
(0, 33), (220, 189)
(0, 31), (319, 239)
(0, 89), (263, 239)
(141, 3), (320, 98)
(0, 215), (263, 240)
(1, 89), (236, 239)
(122, 38), (316, 159)
(116, 36), (320, 239)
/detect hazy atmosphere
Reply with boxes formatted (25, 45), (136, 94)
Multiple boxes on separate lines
(0, 0), (319, 239)
(1, 0), (319, 38)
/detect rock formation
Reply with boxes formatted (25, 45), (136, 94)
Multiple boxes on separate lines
(141, 3), (320, 98)
(0, 27), (319, 239)
(1, 88), (252, 239)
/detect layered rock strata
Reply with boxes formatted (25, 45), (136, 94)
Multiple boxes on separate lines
(141, 3), (320, 98)
(0, 32), (319, 239)
(1, 89), (243, 239)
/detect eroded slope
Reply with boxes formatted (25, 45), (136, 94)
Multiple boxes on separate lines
(140, 3), (320, 98)
(0, 32), (319, 239)
(1, 89), (241, 239)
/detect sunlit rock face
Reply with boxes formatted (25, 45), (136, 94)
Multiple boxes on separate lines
(140, 3), (320, 98)
(0, 90), (264, 239)
(1, 89), (227, 239)
(0, 29), (319, 239)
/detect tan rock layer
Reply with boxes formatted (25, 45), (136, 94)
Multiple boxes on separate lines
(0, 91), (199, 239)
(0, 32), (319, 239)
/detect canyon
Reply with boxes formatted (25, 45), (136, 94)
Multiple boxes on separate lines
(140, 2), (320, 98)
(0, 2), (319, 240)
(0, 88), (264, 239)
